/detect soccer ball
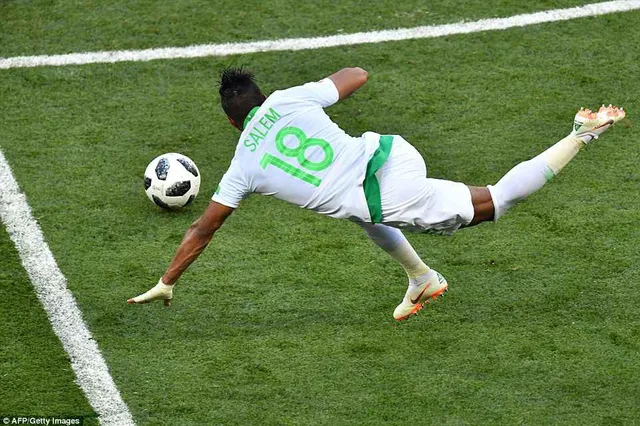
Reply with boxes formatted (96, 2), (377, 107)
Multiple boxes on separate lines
(144, 153), (201, 210)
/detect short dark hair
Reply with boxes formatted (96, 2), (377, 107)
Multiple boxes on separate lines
(219, 67), (264, 127)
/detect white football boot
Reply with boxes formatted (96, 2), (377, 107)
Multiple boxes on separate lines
(571, 104), (626, 143)
(393, 269), (448, 321)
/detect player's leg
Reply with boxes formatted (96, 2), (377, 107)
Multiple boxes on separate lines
(357, 222), (448, 320)
(375, 105), (624, 320)
(466, 186), (495, 225)
(466, 105), (626, 225)
(357, 222), (429, 279)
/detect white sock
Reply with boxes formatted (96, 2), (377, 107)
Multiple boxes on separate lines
(488, 134), (585, 219)
(357, 223), (430, 285)
(540, 134), (585, 174)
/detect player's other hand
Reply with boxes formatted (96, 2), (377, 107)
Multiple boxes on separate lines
(127, 279), (173, 306)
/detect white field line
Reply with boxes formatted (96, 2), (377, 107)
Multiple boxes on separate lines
(0, 2), (636, 423)
(0, 151), (135, 426)
(1, 0), (639, 69)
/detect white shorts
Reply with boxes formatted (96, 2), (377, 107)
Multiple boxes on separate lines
(376, 136), (474, 235)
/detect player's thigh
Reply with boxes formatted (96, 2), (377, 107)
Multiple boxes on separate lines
(379, 136), (427, 179)
(376, 138), (474, 233)
(376, 136), (429, 215)
(381, 177), (475, 234)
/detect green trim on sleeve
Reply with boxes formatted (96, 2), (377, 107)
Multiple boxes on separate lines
(363, 135), (394, 223)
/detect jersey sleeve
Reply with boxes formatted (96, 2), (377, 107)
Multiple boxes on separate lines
(211, 159), (251, 208)
(278, 78), (340, 108)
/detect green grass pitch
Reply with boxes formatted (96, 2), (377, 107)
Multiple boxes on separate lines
(1, 1), (639, 424)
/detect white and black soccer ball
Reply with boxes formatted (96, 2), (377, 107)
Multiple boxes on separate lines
(144, 153), (201, 210)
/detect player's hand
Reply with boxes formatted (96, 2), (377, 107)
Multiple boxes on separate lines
(127, 279), (173, 306)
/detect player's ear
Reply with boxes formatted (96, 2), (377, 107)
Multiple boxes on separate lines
(227, 116), (240, 130)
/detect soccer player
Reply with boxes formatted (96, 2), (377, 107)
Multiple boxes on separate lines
(128, 67), (625, 320)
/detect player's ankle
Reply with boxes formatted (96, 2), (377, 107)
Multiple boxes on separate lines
(408, 269), (431, 287)
(572, 133), (593, 144)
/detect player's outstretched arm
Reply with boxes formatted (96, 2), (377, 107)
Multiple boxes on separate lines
(327, 67), (368, 100)
(127, 201), (235, 305)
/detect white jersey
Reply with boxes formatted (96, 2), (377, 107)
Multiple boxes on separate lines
(212, 79), (380, 221)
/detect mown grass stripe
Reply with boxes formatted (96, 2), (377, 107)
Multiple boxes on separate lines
(0, 151), (136, 426)
(0, 0), (639, 69)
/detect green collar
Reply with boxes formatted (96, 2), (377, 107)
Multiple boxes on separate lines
(243, 106), (259, 130)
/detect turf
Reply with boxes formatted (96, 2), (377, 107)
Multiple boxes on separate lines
(1, 2), (639, 425)
(0, 229), (98, 425)
(0, 0), (592, 57)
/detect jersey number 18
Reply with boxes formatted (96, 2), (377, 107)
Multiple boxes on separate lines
(260, 127), (334, 187)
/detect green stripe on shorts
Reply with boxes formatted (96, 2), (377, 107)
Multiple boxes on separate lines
(363, 135), (394, 223)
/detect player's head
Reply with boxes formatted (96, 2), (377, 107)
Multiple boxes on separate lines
(219, 67), (265, 131)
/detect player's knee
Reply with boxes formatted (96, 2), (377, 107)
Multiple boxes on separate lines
(357, 222), (405, 250)
(466, 186), (497, 224)
(487, 185), (514, 221)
